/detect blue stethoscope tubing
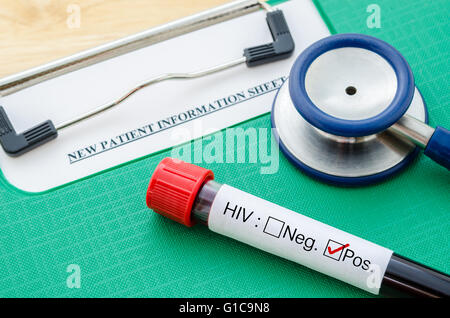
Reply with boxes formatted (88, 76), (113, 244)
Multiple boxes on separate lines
(272, 33), (449, 185)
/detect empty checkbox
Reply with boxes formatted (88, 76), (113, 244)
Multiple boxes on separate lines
(263, 217), (285, 238)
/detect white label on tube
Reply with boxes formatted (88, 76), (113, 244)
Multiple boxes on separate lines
(208, 185), (393, 295)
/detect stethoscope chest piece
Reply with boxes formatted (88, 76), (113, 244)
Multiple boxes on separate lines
(272, 33), (429, 185)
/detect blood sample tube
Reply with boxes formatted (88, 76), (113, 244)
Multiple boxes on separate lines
(146, 158), (450, 298)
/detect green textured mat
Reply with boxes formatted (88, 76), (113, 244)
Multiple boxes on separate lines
(0, 0), (448, 297)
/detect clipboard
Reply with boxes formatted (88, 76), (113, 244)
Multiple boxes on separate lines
(0, 0), (448, 297)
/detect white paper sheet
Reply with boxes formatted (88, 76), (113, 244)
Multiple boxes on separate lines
(0, 0), (330, 192)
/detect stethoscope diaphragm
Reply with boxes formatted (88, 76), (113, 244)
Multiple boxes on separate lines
(272, 33), (448, 186)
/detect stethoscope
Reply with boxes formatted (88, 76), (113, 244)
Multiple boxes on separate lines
(272, 33), (449, 186)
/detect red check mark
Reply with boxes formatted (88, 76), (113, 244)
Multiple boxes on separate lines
(328, 243), (350, 255)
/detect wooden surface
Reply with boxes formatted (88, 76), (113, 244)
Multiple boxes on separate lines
(0, 0), (229, 78)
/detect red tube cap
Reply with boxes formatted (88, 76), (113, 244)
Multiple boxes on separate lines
(146, 158), (214, 227)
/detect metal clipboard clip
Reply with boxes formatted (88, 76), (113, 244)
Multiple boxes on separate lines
(0, 0), (294, 157)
